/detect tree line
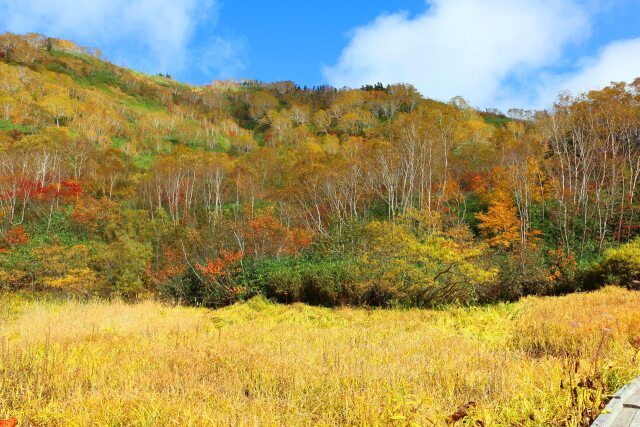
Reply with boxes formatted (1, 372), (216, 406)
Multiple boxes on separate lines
(1, 33), (640, 307)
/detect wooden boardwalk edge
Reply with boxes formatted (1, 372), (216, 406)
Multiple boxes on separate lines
(592, 377), (640, 426)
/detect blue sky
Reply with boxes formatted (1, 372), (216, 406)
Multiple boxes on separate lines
(213, 0), (426, 86)
(1, 0), (640, 110)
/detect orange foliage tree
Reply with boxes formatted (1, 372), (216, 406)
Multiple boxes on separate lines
(147, 246), (187, 287)
(0, 225), (29, 253)
(195, 249), (244, 304)
(240, 207), (312, 259)
(475, 196), (521, 250)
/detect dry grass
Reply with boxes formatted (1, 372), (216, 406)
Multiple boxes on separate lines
(1, 287), (639, 426)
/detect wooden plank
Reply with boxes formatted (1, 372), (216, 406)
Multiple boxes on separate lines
(625, 394), (640, 409)
(612, 408), (638, 427)
(628, 410), (640, 427)
(593, 377), (640, 427)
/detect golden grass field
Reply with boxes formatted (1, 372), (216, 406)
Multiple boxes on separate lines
(1, 287), (640, 426)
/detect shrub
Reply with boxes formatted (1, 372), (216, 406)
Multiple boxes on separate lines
(86, 69), (121, 87)
(241, 257), (360, 306)
(589, 238), (640, 289)
(90, 236), (152, 300)
(33, 242), (99, 295)
(478, 249), (549, 303)
(157, 268), (216, 306)
(0, 269), (29, 291)
(360, 210), (497, 307)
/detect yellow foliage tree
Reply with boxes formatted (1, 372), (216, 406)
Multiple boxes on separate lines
(39, 93), (75, 126)
(362, 209), (496, 306)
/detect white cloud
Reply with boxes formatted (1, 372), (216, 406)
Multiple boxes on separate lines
(535, 38), (640, 106)
(324, 0), (603, 110)
(194, 35), (248, 80)
(0, 0), (245, 82)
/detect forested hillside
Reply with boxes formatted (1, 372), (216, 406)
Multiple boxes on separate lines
(2, 32), (640, 307)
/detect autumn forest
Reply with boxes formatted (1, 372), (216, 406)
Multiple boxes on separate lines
(1, 32), (640, 308)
